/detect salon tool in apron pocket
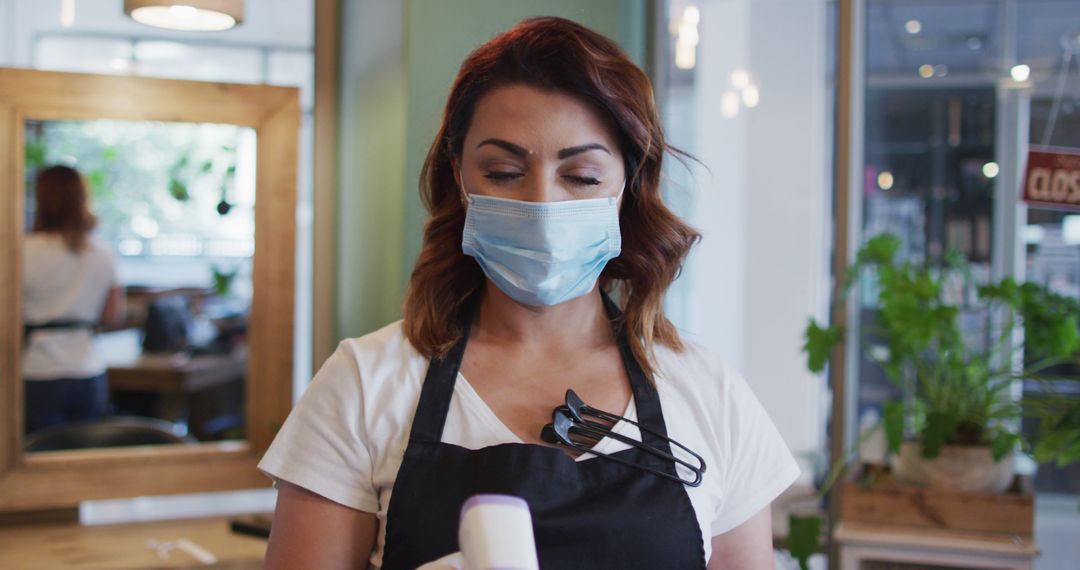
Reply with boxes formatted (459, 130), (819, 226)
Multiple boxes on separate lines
(541, 389), (706, 487)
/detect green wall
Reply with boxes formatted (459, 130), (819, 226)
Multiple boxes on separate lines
(336, 0), (648, 341)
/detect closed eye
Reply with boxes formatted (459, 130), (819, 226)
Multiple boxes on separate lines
(565, 175), (601, 186)
(484, 171), (523, 182)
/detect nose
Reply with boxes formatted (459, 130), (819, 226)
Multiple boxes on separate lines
(522, 172), (570, 203)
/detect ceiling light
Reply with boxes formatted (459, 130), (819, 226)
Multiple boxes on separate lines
(1010, 64), (1031, 82)
(741, 84), (759, 108)
(124, 0), (243, 32)
(918, 64), (934, 78)
(674, 5), (700, 70)
(60, 0), (76, 28)
(905, 20), (922, 34)
(683, 5), (700, 26)
(982, 162), (999, 178)
(721, 91), (740, 118)
(877, 171), (894, 191)
(731, 69), (750, 89)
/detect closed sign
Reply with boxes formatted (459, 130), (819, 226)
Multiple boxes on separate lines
(1024, 147), (1080, 211)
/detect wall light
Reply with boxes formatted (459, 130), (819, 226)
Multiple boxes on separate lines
(982, 162), (1000, 179)
(1010, 64), (1031, 82)
(124, 0), (243, 32)
(905, 20), (922, 34)
(877, 171), (895, 191)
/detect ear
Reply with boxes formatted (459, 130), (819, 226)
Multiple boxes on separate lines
(451, 156), (462, 189)
(451, 156), (469, 207)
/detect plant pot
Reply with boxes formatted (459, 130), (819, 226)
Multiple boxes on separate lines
(889, 441), (1015, 492)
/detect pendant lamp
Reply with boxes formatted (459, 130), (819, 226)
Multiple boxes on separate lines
(124, 1), (244, 32)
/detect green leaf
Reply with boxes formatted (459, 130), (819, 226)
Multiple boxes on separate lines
(787, 514), (822, 570)
(25, 140), (47, 172)
(86, 170), (106, 194)
(803, 320), (844, 373)
(884, 401), (905, 453)
(168, 177), (190, 201)
(991, 431), (1018, 461)
(921, 411), (958, 458)
(857, 234), (901, 267)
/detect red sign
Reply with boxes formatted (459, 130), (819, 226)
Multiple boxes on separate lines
(1024, 146), (1080, 211)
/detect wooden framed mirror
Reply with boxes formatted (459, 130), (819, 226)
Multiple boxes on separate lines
(0, 68), (298, 512)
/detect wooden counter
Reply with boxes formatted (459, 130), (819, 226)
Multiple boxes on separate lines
(0, 515), (267, 569)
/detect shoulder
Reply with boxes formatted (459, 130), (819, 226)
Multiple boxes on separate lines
(652, 338), (741, 405)
(653, 339), (802, 537)
(649, 338), (774, 458)
(84, 235), (116, 261)
(24, 233), (57, 253)
(302, 321), (427, 425)
(333, 320), (426, 386)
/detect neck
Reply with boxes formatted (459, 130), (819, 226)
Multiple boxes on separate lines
(472, 281), (613, 351)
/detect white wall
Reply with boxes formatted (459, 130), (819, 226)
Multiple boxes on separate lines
(674, 0), (830, 481)
(0, 0), (14, 66)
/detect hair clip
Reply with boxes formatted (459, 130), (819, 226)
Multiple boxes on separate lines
(541, 408), (703, 487)
(562, 389), (706, 475)
(551, 405), (704, 477)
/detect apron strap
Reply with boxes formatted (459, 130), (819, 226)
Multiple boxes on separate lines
(602, 292), (673, 454)
(408, 313), (473, 444)
(408, 289), (673, 454)
(23, 319), (98, 343)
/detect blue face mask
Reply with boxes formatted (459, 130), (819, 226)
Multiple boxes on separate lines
(460, 180), (623, 307)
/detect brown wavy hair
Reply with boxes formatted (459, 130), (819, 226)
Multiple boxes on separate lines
(403, 16), (700, 379)
(33, 165), (97, 252)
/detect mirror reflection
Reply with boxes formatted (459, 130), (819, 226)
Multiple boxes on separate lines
(22, 118), (256, 452)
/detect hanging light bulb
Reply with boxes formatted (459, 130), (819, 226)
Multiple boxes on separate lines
(674, 6), (700, 70)
(60, 0), (76, 28)
(124, 1), (243, 32)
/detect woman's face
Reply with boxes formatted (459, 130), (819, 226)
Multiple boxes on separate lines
(457, 84), (625, 203)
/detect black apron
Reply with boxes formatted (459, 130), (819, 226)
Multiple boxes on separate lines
(380, 297), (706, 569)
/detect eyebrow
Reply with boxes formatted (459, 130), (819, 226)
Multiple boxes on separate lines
(475, 138), (612, 159)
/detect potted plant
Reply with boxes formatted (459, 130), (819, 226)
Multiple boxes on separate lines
(783, 233), (1080, 569)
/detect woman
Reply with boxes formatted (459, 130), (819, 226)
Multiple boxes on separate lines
(23, 165), (125, 434)
(261, 17), (799, 569)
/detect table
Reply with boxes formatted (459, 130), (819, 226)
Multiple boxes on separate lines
(106, 347), (247, 439)
(107, 346), (247, 394)
(0, 514), (267, 569)
(835, 521), (1040, 570)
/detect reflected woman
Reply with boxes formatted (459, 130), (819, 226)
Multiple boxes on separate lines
(23, 165), (125, 435)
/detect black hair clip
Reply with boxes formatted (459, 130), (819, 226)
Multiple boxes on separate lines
(540, 390), (705, 487)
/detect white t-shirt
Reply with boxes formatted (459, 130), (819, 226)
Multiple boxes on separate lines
(259, 320), (801, 568)
(22, 233), (119, 380)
